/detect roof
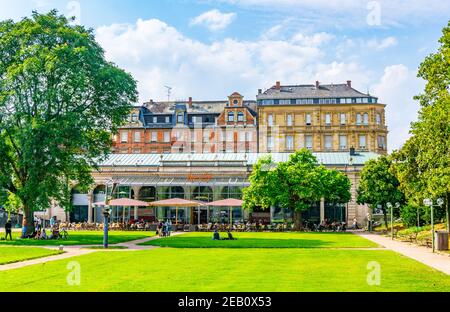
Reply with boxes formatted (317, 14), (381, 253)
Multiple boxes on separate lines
(142, 100), (257, 115)
(209, 198), (243, 207)
(98, 152), (381, 167)
(149, 198), (205, 207)
(257, 83), (374, 100)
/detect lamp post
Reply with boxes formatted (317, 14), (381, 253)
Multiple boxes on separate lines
(423, 198), (444, 253)
(103, 207), (110, 249)
(386, 202), (401, 240)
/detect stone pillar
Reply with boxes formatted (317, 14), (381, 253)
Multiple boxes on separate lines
(87, 190), (94, 223)
(320, 197), (325, 221)
(132, 186), (141, 220)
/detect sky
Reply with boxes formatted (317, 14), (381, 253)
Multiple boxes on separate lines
(1, 0), (450, 151)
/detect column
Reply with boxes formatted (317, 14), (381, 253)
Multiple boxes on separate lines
(87, 190), (94, 223)
(320, 198), (325, 222)
(132, 186), (141, 220)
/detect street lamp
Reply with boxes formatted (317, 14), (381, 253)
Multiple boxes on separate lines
(386, 202), (401, 240)
(423, 198), (444, 253)
(103, 207), (110, 249)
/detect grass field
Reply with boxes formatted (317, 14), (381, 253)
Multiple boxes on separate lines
(140, 232), (380, 248)
(0, 247), (63, 265)
(0, 231), (155, 246)
(0, 248), (449, 292)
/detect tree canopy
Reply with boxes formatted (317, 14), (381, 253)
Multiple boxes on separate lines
(243, 149), (351, 229)
(0, 11), (138, 234)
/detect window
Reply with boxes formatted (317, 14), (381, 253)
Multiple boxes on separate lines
(237, 112), (244, 122)
(376, 113), (381, 125)
(378, 136), (386, 149)
(262, 99), (274, 105)
(134, 131), (141, 143)
(239, 132), (246, 142)
(131, 113), (138, 123)
(121, 131), (128, 143)
(279, 99), (290, 105)
(356, 98), (363, 104)
(286, 135), (294, 151)
(359, 135), (367, 149)
(228, 112), (235, 122)
(267, 136), (274, 151)
(177, 113), (184, 123)
(245, 132), (252, 142)
(132, 148), (141, 154)
(203, 131), (210, 142)
(356, 113), (362, 125)
(153, 116), (157, 124)
(306, 113), (312, 126)
(268, 114), (274, 126)
(165, 116), (170, 123)
(339, 135), (347, 150)
(233, 99), (239, 106)
(363, 113), (369, 125)
(151, 132), (157, 142)
(325, 113), (331, 126)
(227, 131), (234, 142)
(340, 113), (346, 125)
(192, 116), (197, 124)
(324, 135), (332, 150)
(287, 114), (293, 127)
(164, 131), (170, 143)
(305, 135), (313, 150)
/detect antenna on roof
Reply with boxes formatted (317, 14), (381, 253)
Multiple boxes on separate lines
(164, 85), (172, 102)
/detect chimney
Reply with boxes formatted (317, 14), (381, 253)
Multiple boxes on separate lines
(188, 97), (193, 108)
(347, 80), (352, 88)
(315, 81), (320, 89)
(275, 81), (281, 90)
(258, 89), (262, 95)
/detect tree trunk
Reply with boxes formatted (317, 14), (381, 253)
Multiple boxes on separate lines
(21, 204), (35, 238)
(293, 210), (303, 231)
(446, 193), (450, 232)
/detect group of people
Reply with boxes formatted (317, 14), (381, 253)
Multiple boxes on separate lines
(212, 229), (237, 241)
(317, 219), (347, 232)
(156, 220), (173, 237)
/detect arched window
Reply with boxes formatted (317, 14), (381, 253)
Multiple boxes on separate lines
(363, 113), (369, 125)
(139, 187), (156, 201)
(228, 112), (235, 122)
(192, 186), (213, 202)
(220, 186), (243, 200)
(131, 113), (138, 122)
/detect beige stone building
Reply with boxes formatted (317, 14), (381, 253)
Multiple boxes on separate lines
(257, 81), (388, 154)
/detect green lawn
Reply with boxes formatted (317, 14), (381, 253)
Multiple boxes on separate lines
(0, 247), (63, 265)
(140, 232), (380, 248)
(1, 248), (449, 291)
(0, 231), (155, 246)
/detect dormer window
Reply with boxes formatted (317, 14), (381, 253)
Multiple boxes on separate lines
(177, 113), (184, 123)
(153, 116), (157, 123)
(233, 99), (239, 106)
(228, 112), (235, 122)
(131, 113), (138, 123)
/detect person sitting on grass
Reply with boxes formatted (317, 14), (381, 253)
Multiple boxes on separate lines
(212, 229), (220, 240)
(40, 228), (47, 240)
(224, 230), (237, 241)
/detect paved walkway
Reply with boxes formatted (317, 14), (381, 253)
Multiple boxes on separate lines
(0, 232), (186, 271)
(356, 232), (450, 275)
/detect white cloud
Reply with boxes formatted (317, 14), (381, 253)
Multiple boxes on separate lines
(95, 18), (367, 104)
(372, 64), (423, 151)
(366, 36), (398, 50)
(190, 9), (236, 31)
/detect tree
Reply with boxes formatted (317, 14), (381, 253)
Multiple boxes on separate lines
(322, 168), (352, 205)
(243, 149), (351, 230)
(0, 11), (138, 236)
(357, 156), (405, 229)
(391, 21), (450, 230)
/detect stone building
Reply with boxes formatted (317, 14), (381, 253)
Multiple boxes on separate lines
(257, 81), (388, 154)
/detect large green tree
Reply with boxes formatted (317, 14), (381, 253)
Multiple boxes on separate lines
(357, 156), (405, 229)
(0, 11), (137, 235)
(391, 21), (450, 230)
(243, 149), (351, 229)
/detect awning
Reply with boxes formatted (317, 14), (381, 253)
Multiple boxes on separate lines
(208, 198), (243, 207)
(149, 198), (205, 207)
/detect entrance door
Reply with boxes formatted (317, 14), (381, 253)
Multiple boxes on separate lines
(193, 208), (208, 224)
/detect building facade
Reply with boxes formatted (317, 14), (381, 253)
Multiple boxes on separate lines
(112, 93), (258, 154)
(257, 81), (388, 154)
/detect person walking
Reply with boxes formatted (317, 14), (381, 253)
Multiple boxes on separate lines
(5, 219), (13, 241)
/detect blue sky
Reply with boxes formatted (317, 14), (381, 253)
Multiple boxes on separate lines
(2, 0), (450, 150)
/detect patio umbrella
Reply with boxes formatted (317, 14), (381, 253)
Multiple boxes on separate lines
(149, 198), (205, 224)
(208, 199), (244, 225)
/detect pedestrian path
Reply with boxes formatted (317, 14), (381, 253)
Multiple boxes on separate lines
(0, 232), (187, 271)
(356, 232), (450, 275)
